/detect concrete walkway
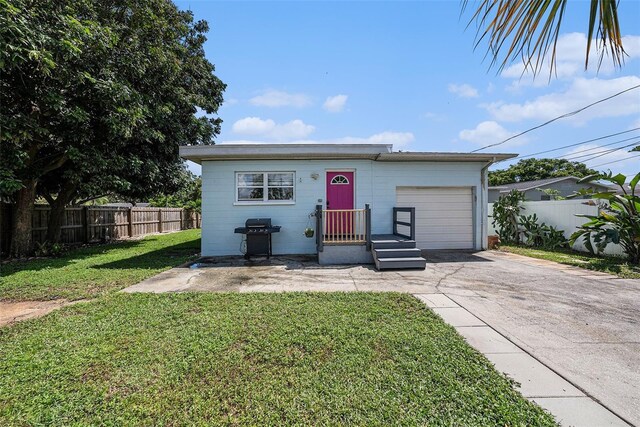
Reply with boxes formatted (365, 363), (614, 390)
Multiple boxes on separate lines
(415, 293), (630, 427)
(123, 250), (640, 425)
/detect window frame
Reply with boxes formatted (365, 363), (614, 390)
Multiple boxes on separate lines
(235, 171), (296, 205)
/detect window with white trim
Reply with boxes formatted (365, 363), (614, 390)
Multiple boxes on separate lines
(236, 172), (295, 203)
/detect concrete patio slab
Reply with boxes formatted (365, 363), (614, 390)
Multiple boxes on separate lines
(431, 307), (485, 327)
(123, 256), (440, 294)
(533, 397), (630, 427)
(485, 352), (584, 398)
(414, 293), (459, 308)
(454, 326), (522, 354)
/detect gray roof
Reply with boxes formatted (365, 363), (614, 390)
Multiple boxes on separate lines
(180, 144), (517, 164)
(489, 176), (612, 193)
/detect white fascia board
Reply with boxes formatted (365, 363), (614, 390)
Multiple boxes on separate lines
(180, 144), (392, 163)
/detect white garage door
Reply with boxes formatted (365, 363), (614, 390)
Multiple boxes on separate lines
(396, 187), (474, 249)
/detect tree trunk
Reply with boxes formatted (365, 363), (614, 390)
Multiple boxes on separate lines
(9, 179), (38, 258)
(45, 183), (77, 243)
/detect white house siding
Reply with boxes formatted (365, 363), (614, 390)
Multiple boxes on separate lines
(201, 159), (485, 256)
(371, 161), (484, 249)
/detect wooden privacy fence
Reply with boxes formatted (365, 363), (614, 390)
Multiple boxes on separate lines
(0, 204), (201, 254)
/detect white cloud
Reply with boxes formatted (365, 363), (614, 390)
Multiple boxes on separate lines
(270, 120), (316, 140)
(501, 33), (640, 84)
(323, 94), (348, 112)
(485, 76), (640, 124)
(448, 83), (479, 98)
(459, 121), (528, 147)
(222, 131), (415, 149)
(249, 89), (312, 108)
(367, 132), (415, 147)
(231, 117), (315, 140)
(232, 117), (276, 135)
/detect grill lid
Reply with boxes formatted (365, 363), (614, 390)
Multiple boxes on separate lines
(245, 218), (272, 228)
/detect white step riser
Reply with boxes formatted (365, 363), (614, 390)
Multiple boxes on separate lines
(371, 241), (417, 250)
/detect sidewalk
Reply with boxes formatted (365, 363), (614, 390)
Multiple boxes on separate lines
(415, 293), (631, 427)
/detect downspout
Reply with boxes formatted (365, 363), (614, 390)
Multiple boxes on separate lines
(480, 157), (496, 250)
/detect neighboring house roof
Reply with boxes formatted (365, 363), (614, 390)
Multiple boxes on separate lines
(179, 144), (517, 164)
(608, 184), (632, 195)
(488, 176), (612, 193)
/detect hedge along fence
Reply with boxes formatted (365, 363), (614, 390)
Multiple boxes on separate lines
(488, 200), (624, 257)
(0, 204), (201, 255)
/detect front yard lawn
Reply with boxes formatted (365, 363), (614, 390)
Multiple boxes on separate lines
(0, 229), (201, 301)
(0, 293), (556, 426)
(499, 245), (640, 279)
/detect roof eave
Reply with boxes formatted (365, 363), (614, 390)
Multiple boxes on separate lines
(375, 152), (517, 162)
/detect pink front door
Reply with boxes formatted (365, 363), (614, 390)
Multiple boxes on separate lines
(326, 172), (354, 236)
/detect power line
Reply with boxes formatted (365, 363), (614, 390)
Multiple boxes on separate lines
(577, 142), (640, 163)
(558, 141), (640, 161)
(470, 84), (640, 153)
(516, 128), (640, 159)
(590, 154), (640, 168)
(550, 136), (639, 159)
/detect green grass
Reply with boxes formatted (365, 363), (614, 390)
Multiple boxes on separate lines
(0, 230), (201, 301)
(0, 293), (556, 426)
(500, 245), (640, 279)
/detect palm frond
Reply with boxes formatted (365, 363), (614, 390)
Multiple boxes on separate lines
(462, 0), (627, 77)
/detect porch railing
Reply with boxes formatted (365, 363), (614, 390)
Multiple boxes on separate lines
(393, 207), (415, 240)
(315, 204), (371, 250)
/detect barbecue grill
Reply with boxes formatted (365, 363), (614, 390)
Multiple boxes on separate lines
(234, 218), (281, 259)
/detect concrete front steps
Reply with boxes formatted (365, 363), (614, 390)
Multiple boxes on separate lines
(371, 234), (427, 270)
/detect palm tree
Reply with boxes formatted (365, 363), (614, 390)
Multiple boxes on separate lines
(462, 0), (626, 77)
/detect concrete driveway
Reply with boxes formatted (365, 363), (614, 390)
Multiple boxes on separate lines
(123, 250), (640, 425)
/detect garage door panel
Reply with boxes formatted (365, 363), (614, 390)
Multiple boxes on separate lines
(396, 187), (474, 250)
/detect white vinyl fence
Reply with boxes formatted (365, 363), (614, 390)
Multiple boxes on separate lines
(488, 200), (624, 256)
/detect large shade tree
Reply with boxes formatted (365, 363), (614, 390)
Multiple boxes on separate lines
(1, 0), (224, 256)
(489, 158), (598, 186)
(463, 0), (626, 76)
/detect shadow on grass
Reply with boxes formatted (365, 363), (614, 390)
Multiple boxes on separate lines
(93, 239), (200, 270)
(0, 235), (200, 277)
(0, 239), (149, 277)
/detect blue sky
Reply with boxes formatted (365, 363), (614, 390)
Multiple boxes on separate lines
(179, 0), (640, 176)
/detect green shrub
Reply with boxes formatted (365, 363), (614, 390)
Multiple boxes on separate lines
(519, 214), (568, 249)
(492, 189), (526, 244)
(34, 241), (66, 258)
(570, 172), (640, 264)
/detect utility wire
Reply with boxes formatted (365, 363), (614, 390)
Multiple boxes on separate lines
(470, 85), (640, 153)
(515, 128), (640, 159)
(558, 141), (640, 161)
(576, 141), (640, 163)
(549, 136), (639, 159)
(590, 154), (640, 168)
